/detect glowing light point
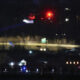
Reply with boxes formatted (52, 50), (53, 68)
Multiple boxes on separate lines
(66, 61), (69, 64)
(77, 61), (79, 65)
(26, 70), (29, 73)
(9, 41), (14, 47)
(29, 50), (33, 54)
(56, 34), (58, 36)
(29, 15), (35, 20)
(73, 61), (76, 65)
(21, 66), (27, 72)
(40, 48), (43, 51)
(65, 8), (70, 11)
(43, 61), (48, 64)
(65, 18), (69, 22)
(9, 62), (15, 67)
(46, 11), (53, 18)
(18, 62), (23, 66)
(23, 19), (34, 24)
(36, 68), (39, 72)
(52, 69), (54, 72)
(44, 48), (46, 51)
(70, 61), (72, 64)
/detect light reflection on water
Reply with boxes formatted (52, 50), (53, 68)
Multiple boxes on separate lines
(0, 42), (79, 52)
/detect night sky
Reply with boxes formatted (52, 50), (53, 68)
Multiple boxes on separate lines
(0, 0), (80, 41)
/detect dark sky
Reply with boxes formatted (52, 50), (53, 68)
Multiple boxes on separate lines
(0, 0), (79, 27)
(0, 0), (80, 6)
(0, 0), (79, 23)
(0, 0), (80, 39)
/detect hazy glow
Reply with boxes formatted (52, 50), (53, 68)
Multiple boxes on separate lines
(65, 8), (70, 11)
(41, 38), (47, 43)
(27, 43), (79, 48)
(18, 62), (23, 66)
(21, 59), (26, 63)
(29, 50), (33, 54)
(0, 42), (79, 48)
(73, 61), (76, 64)
(26, 70), (29, 73)
(9, 62), (15, 67)
(66, 61), (69, 64)
(52, 69), (54, 72)
(46, 11), (54, 18)
(70, 61), (72, 64)
(29, 15), (35, 20)
(44, 48), (46, 51)
(36, 68), (39, 72)
(43, 61), (48, 64)
(66, 61), (80, 65)
(77, 61), (79, 64)
(65, 18), (69, 22)
(40, 48), (43, 51)
(21, 66), (27, 72)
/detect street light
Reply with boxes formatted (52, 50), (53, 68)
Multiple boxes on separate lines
(77, 61), (79, 65)
(36, 68), (39, 72)
(73, 61), (76, 65)
(66, 61), (69, 64)
(65, 8), (70, 11)
(29, 50), (33, 54)
(52, 69), (55, 73)
(70, 61), (72, 64)
(9, 62), (15, 67)
(44, 48), (47, 51)
(43, 61), (48, 64)
(65, 18), (69, 22)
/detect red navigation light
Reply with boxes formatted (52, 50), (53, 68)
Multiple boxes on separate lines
(46, 11), (53, 17)
(46, 11), (54, 19)
(29, 15), (35, 20)
(28, 13), (35, 20)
